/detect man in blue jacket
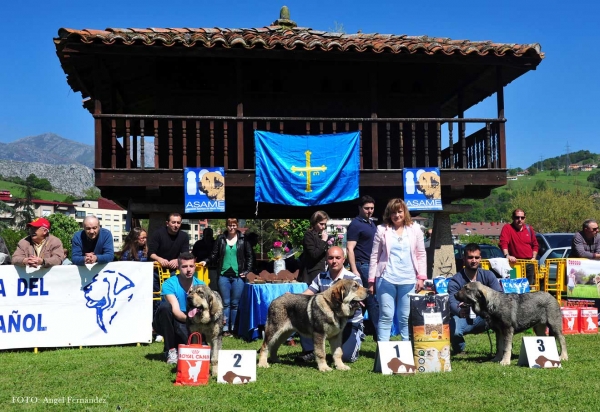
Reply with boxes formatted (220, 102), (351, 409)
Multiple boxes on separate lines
(448, 243), (502, 355)
(72, 216), (115, 265)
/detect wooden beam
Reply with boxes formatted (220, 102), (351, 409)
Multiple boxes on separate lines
(497, 66), (506, 169)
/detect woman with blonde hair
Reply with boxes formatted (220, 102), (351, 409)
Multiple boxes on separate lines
(368, 198), (426, 341)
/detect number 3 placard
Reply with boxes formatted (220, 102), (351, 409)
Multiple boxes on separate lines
(518, 337), (562, 368)
(217, 350), (257, 384)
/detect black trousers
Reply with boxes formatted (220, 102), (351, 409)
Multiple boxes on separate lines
(152, 300), (189, 353)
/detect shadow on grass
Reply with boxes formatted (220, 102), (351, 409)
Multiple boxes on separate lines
(145, 352), (166, 362)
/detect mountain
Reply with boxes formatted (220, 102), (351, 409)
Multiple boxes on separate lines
(527, 150), (599, 171)
(0, 160), (94, 196)
(0, 132), (156, 196)
(0, 133), (94, 168)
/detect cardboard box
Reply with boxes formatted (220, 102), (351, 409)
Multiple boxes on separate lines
(561, 307), (579, 335)
(579, 308), (598, 334)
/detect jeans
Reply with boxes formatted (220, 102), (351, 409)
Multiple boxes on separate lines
(377, 278), (414, 341)
(300, 322), (365, 362)
(449, 315), (489, 353)
(218, 276), (245, 333)
(356, 261), (379, 341)
(152, 300), (189, 353)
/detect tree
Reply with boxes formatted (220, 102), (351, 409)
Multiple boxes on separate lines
(12, 182), (37, 230)
(510, 188), (599, 233)
(458, 234), (498, 246)
(587, 170), (600, 189)
(245, 219), (279, 259)
(533, 179), (548, 192)
(550, 170), (560, 182)
(0, 228), (27, 255)
(46, 213), (81, 259)
(528, 167), (538, 176)
(83, 187), (101, 200)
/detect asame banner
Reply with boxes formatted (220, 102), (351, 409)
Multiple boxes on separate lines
(403, 168), (442, 211)
(0, 262), (153, 350)
(184, 167), (225, 213)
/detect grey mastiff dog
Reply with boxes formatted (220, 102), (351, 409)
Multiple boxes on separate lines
(455, 281), (568, 365)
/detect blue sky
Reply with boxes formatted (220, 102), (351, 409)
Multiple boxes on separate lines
(1, 0), (598, 169)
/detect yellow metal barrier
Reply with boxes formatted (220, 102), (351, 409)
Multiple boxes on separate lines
(542, 258), (566, 305)
(152, 262), (211, 301)
(480, 259), (541, 291)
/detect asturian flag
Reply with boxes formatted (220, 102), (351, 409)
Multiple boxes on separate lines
(255, 131), (359, 206)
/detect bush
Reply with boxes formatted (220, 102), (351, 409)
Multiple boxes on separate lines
(47, 213), (81, 259)
(0, 228), (27, 255)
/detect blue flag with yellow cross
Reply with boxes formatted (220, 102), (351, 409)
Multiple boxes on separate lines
(254, 131), (359, 206)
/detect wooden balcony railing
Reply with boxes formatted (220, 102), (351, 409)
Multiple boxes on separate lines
(93, 115), (506, 172)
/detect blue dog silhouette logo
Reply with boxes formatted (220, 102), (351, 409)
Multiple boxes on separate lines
(83, 269), (135, 333)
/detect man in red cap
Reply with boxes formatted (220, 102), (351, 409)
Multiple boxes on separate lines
(12, 217), (65, 268)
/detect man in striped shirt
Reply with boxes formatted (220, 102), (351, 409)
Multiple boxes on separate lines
(295, 246), (365, 363)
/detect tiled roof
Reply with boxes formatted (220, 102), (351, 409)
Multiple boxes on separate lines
(451, 222), (505, 237)
(98, 197), (124, 211)
(55, 26), (543, 59)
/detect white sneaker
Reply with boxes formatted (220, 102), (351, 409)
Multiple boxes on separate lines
(166, 348), (178, 365)
(155, 335), (164, 343)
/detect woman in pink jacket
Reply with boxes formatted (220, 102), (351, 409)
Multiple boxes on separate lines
(368, 198), (426, 341)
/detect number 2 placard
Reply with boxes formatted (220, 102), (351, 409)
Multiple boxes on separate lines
(518, 337), (562, 368)
(217, 350), (257, 384)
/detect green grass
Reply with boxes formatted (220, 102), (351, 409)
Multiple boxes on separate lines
(1, 333), (599, 411)
(572, 285), (600, 298)
(0, 180), (72, 202)
(503, 170), (596, 194)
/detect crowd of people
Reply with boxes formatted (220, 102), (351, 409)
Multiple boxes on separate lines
(0, 207), (598, 364)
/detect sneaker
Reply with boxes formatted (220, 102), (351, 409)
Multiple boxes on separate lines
(223, 331), (232, 337)
(155, 335), (164, 343)
(166, 348), (178, 365)
(295, 351), (315, 363)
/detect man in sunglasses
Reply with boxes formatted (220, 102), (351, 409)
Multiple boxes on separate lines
(499, 208), (539, 284)
(569, 219), (600, 259)
(448, 243), (502, 355)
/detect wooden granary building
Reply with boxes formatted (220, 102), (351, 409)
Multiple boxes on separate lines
(54, 7), (543, 274)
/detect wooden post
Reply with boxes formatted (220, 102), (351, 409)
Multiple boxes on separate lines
(497, 66), (506, 169)
(94, 100), (102, 169)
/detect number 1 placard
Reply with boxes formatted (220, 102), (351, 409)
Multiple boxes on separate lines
(217, 350), (257, 384)
(518, 337), (562, 368)
(375, 341), (415, 375)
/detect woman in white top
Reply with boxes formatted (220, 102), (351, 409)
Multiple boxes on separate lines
(368, 198), (427, 341)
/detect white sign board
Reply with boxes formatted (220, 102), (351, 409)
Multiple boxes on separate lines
(0, 262), (153, 349)
(518, 336), (562, 368)
(217, 350), (256, 384)
(375, 341), (415, 375)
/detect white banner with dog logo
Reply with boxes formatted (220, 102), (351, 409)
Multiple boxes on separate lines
(0, 262), (153, 349)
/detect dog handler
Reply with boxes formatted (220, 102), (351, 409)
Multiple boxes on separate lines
(153, 252), (205, 364)
(295, 246), (365, 363)
(447, 243), (502, 355)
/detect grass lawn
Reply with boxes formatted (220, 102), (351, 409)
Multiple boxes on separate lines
(1, 332), (599, 411)
(572, 285), (600, 299)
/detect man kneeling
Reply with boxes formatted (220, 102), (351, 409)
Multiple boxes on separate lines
(153, 252), (205, 364)
(295, 246), (365, 363)
(447, 243), (502, 355)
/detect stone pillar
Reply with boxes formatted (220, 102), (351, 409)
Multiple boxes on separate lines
(428, 212), (455, 278)
(427, 204), (472, 278)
